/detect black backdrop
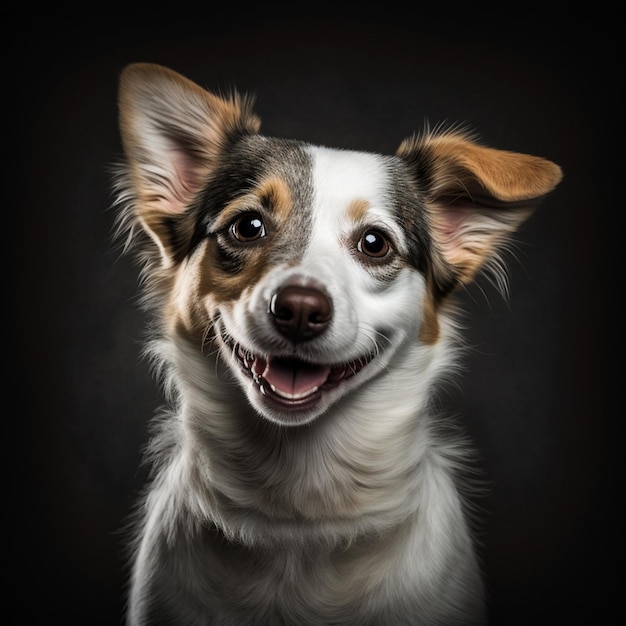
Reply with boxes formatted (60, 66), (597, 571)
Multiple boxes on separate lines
(15, 14), (617, 625)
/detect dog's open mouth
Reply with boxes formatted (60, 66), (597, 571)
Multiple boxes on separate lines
(226, 338), (374, 411)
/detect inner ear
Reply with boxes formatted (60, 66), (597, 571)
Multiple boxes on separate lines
(427, 195), (534, 292)
(168, 141), (208, 209)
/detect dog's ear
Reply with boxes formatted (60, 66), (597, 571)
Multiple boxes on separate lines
(117, 63), (261, 264)
(397, 130), (562, 296)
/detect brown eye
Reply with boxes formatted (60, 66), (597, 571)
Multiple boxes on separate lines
(230, 213), (266, 242)
(358, 230), (389, 258)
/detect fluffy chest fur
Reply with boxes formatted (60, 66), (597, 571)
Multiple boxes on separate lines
(115, 63), (562, 625)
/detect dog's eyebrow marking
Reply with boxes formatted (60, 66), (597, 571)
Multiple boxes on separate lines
(347, 198), (370, 223)
(257, 176), (293, 222)
(208, 175), (293, 234)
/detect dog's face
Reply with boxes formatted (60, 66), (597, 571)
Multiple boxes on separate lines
(116, 63), (562, 427)
(191, 140), (430, 425)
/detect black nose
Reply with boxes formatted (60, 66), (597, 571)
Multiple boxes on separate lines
(269, 284), (333, 342)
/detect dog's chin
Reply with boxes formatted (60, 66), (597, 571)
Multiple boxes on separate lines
(223, 337), (375, 427)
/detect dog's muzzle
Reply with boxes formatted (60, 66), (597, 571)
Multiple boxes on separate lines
(221, 279), (376, 425)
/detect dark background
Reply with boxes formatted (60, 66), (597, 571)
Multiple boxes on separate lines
(16, 14), (617, 625)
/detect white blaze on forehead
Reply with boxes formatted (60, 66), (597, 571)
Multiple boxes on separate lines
(306, 146), (395, 236)
(292, 145), (426, 358)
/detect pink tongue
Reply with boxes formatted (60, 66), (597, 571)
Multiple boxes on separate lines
(262, 357), (331, 396)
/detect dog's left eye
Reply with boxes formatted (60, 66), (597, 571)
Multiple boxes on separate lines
(357, 230), (390, 258)
(230, 213), (266, 242)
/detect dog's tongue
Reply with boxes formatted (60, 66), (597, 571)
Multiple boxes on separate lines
(262, 357), (330, 397)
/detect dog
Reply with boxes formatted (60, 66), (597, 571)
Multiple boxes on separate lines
(114, 62), (562, 625)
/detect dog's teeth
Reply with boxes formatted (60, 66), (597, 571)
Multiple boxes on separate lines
(231, 338), (374, 401)
(269, 383), (318, 400)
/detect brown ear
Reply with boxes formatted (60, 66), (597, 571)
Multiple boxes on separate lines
(397, 130), (563, 296)
(116, 63), (261, 264)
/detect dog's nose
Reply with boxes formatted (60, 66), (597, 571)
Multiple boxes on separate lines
(270, 284), (332, 342)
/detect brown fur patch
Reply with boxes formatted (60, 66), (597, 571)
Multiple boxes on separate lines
(397, 131), (562, 202)
(194, 176), (295, 309)
(257, 176), (293, 223)
(398, 129), (562, 294)
(200, 236), (271, 306)
(210, 176), (293, 232)
(347, 198), (370, 224)
(163, 251), (213, 339)
(418, 282), (440, 345)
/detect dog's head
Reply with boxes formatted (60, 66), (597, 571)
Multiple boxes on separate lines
(115, 63), (562, 427)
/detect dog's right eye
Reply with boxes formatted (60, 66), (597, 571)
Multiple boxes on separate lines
(230, 213), (267, 242)
(357, 229), (390, 259)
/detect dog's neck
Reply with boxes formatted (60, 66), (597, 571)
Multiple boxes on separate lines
(145, 321), (467, 546)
